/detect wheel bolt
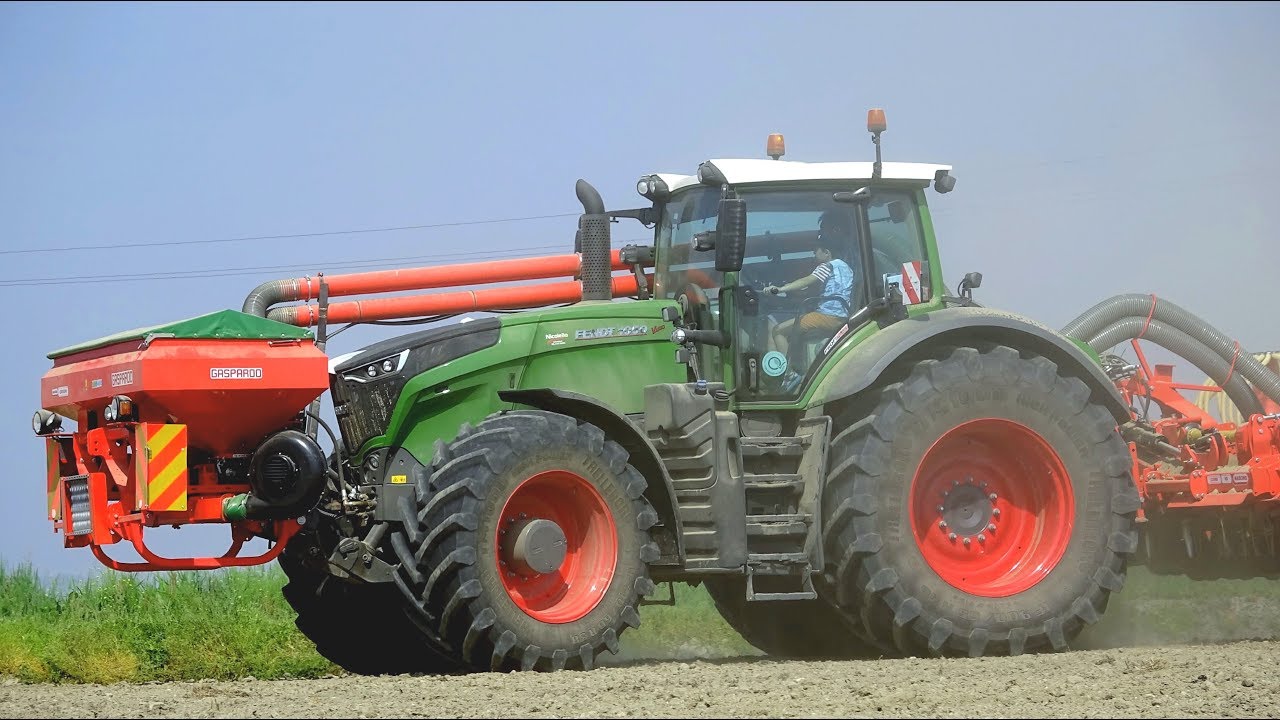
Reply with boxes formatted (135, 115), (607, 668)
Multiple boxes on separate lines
(963, 537), (971, 546)
(965, 476), (973, 484)
(981, 481), (988, 489)
(987, 523), (997, 532)
(989, 493), (998, 501)
(948, 532), (958, 542)
(939, 520), (948, 529)
(953, 479), (960, 486)
(977, 534), (986, 543)
(992, 508), (1001, 518)
(937, 505), (946, 513)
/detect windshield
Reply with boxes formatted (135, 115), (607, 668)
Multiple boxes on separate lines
(655, 186), (868, 303)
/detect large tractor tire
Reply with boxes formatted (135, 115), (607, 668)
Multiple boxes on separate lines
(703, 577), (881, 658)
(277, 537), (459, 675)
(389, 410), (659, 672)
(822, 345), (1140, 657)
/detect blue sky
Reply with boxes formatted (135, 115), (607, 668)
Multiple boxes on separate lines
(2, 1), (1277, 581)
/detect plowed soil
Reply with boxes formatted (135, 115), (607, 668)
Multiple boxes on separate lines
(3, 639), (1276, 718)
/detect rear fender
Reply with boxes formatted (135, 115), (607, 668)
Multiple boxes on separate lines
(811, 306), (1132, 423)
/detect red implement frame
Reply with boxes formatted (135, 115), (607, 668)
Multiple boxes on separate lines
(1115, 339), (1280, 511)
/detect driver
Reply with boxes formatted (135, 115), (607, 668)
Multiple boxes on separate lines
(763, 209), (855, 390)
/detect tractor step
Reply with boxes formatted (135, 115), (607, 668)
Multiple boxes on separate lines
(745, 564), (817, 602)
(746, 513), (812, 537)
(743, 473), (804, 492)
(739, 436), (808, 458)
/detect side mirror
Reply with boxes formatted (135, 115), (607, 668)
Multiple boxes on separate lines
(958, 271), (982, 301)
(715, 198), (747, 272)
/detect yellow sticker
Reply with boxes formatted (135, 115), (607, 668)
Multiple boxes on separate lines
(390, 474), (408, 484)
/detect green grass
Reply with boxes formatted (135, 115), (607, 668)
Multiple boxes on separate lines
(0, 563), (332, 683)
(2, 560), (1278, 684)
(0, 562), (751, 683)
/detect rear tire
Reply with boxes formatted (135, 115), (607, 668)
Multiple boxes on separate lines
(389, 410), (659, 672)
(822, 345), (1140, 657)
(703, 577), (880, 658)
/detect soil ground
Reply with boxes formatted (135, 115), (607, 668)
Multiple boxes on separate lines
(2, 639), (1276, 719)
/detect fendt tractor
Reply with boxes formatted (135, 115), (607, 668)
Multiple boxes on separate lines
(35, 110), (1280, 674)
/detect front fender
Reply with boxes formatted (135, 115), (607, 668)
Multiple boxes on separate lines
(499, 388), (684, 566)
(810, 306), (1131, 423)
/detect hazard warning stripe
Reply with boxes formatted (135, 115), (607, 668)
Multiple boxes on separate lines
(146, 424), (188, 511)
(902, 261), (923, 304)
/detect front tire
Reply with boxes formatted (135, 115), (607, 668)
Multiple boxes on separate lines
(822, 345), (1140, 657)
(390, 410), (659, 671)
(278, 536), (459, 675)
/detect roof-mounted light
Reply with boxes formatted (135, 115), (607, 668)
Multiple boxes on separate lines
(635, 174), (670, 201)
(696, 162), (727, 187)
(767, 133), (785, 160)
(867, 108), (887, 134)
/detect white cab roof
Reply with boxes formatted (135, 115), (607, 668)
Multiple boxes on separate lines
(656, 159), (951, 192)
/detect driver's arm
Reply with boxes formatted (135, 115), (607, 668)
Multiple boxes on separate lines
(767, 273), (820, 295)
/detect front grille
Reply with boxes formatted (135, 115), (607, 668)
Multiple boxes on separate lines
(64, 474), (91, 536)
(333, 319), (501, 454)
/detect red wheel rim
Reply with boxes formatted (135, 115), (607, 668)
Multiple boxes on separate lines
(909, 418), (1074, 597)
(495, 470), (618, 623)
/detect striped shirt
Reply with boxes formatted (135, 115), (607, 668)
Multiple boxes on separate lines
(811, 259), (854, 316)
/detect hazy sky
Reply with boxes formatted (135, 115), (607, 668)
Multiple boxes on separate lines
(2, 1), (1277, 581)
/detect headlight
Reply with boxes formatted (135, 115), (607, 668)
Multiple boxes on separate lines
(636, 177), (651, 198)
(104, 395), (135, 423)
(32, 409), (62, 436)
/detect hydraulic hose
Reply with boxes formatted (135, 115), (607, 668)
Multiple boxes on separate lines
(1063, 294), (1280, 407)
(243, 278), (301, 318)
(1085, 317), (1263, 419)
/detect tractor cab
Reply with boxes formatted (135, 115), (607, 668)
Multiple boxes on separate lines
(641, 150), (953, 403)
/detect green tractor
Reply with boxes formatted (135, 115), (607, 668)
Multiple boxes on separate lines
(36, 109), (1148, 673)
(268, 110), (1140, 672)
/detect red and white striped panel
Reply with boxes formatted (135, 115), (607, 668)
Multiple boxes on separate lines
(901, 261), (923, 304)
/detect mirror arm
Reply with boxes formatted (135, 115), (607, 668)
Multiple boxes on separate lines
(607, 207), (658, 226)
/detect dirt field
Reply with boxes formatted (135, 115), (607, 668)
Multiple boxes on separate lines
(2, 639), (1276, 719)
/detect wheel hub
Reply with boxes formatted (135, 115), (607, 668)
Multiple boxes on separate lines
(910, 418), (1075, 597)
(501, 518), (568, 576)
(495, 469), (619, 623)
(938, 479), (995, 540)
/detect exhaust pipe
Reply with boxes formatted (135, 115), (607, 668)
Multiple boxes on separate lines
(575, 179), (613, 302)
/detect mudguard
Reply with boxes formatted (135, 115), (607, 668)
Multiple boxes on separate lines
(498, 387), (685, 565)
(810, 306), (1132, 423)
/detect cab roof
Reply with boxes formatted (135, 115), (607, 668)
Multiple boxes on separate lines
(656, 159), (952, 193)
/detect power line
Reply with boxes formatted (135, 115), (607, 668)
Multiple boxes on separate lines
(0, 239), (653, 288)
(0, 212), (580, 256)
(7, 130), (1267, 259)
(0, 244), (566, 286)
(4, 132), (1272, 286)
